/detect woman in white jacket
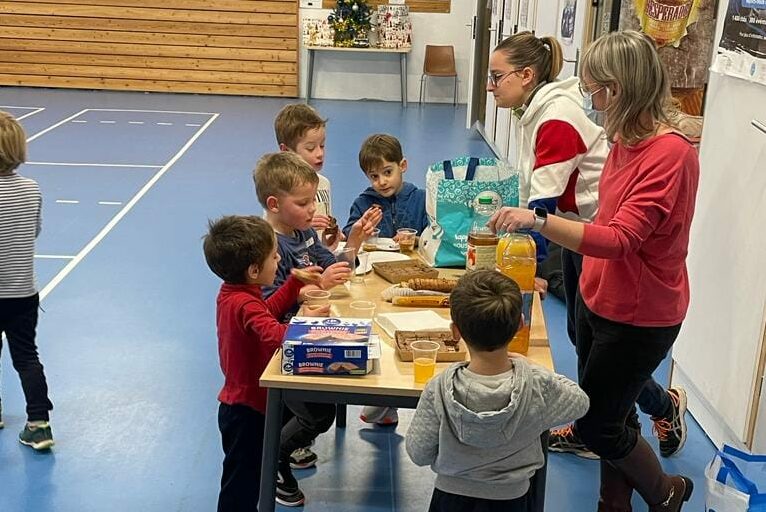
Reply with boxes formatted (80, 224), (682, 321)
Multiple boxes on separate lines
(487, 32), (687, 462)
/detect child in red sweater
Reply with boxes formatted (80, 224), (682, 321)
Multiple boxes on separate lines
(203, 215), (334, 511)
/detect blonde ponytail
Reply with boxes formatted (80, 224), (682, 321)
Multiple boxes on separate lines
(494, 32), (564, 85)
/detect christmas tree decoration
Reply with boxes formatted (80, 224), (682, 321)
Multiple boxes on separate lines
(327, 0), (372, 47)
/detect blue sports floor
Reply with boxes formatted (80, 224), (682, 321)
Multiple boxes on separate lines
(0, 88), (715, 511)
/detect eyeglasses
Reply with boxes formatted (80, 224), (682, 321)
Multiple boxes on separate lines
(487, 68), (523, 88)
(578, 81), (603, 99)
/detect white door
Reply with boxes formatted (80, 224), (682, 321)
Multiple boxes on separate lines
(483, 0), (505, 139)
(466, 0), (482, 129)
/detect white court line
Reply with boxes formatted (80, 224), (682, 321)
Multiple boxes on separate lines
(156, 122), (173, 126)
(15, 107), (46, 121)
(0, 105), (43, 110)
(87, 108), (218, 116)
(27, 109), (88, 142)
(55, 200), (80, 204)
(35, 254), (75, 260)
(71, 120), (87, 123)
(128, 121), (144, 125)
(26, 162), (162, 168)
(99, 120), (116, 124)
(39, 113), (219, 301)
(98, 201), (122, 205)
(185, 123), (201, 127)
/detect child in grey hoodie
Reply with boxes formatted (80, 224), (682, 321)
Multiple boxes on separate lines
(405, 270), (589, 511)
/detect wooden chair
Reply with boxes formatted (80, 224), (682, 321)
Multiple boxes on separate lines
(419, 45), (458, 105)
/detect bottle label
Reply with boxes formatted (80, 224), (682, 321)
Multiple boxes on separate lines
(466, 242), (497, 271)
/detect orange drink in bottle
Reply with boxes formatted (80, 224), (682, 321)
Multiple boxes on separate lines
(496, 233), (536, 354)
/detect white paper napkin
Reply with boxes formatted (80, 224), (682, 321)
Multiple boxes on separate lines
(375, 310), (451, 338)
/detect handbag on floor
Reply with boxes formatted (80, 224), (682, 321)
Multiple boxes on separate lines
(706, 444), (766, 511)
(419, 156), (518, 267)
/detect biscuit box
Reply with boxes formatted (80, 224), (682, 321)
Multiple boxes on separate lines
(281, 317), (373, 375)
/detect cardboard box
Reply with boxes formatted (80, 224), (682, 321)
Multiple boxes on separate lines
(281, 317), (377, 375)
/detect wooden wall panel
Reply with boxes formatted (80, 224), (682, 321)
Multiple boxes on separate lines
(0, 0), (299, 97)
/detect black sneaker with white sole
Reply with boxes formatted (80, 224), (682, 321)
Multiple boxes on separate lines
(652, 387), (688, 458)
(548, 424), (599, 460)
(289, 446), (318, 470)
(276, 461), (305, 507)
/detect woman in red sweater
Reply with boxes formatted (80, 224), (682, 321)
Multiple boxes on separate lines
(489, 31), (699, 511)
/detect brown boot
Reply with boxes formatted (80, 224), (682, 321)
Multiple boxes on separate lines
(648, 476), (694, 512)
(610, 437), (693, 510)
(598, 460), (633, 512)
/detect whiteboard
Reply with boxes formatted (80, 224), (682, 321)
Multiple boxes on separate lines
(672, 70), (766, 444)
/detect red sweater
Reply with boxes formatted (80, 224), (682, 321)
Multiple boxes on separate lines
(216, 276), (303, 413)
(579, 133), (699, 327)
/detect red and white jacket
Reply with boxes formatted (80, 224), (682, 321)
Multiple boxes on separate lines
(514, 77), (609, 224)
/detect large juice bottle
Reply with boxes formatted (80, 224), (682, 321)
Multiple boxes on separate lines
(496, 233), (536, 354)
(466, 194), (500, 271)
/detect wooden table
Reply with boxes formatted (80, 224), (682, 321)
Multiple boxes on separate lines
(258, 264), (553, 511)
(305, 46), (412, 108)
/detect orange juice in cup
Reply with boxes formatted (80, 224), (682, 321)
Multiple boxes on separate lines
(411, 340), (439, 384)
(397, 228), (417, 254)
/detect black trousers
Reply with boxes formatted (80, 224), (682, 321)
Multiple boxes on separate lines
(217, 399), (335, 512)
(0, 294), (53, 422)
(562, 250), (671, 419)
(428, 488), (529, 512)
(218, 403), (265, 512)
(573, 294), (681, 459)
(280, 398), (336, 459)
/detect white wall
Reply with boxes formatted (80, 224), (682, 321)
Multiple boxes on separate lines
(299, 4), (474, 104)
(670, 0), (766, 449)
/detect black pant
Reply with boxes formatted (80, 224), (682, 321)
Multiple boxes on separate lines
(280, 398), (336, 459)
(0, 294), (53, 422)
(562, 251), (671, 419)
(573, 294), (681, 459)
(428, 488), (529, 512)
(218, 403), (265, 512)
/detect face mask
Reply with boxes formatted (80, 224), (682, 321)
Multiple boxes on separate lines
(583, 86), (609, 126)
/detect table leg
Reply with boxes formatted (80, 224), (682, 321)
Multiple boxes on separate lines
(258, 388), (284, 512)
(400, 53), (408, 108)
(306, 49), (315, 103)
(527, 431), (549, 512)
(335, 403), (347, 428)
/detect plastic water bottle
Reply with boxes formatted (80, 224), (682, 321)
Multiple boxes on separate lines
(466, 194), (500, 271)
(497, 232), (536, 354)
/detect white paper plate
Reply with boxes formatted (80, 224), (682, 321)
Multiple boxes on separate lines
(356, 251), (409, 275)
(370, 237), (400, 252)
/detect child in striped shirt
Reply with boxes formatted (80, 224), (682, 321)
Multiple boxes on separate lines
(0, 111), (54, 450)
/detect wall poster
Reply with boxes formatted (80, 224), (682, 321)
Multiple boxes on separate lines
(714, 0), (766, 86)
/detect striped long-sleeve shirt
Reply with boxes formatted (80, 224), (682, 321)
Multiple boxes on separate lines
(0, 172), (41, 298)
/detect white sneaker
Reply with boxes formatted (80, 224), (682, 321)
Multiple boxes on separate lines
(360, 406), (398, 426)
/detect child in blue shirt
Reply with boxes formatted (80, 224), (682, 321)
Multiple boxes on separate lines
(342, 134), (428, 239)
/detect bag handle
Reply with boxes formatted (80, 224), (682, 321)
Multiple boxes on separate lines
(443, 160), (454, 180)
(716, 450), (760, 495)
(442, 158), (481, 181)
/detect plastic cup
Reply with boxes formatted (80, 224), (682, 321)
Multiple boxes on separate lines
(335, 247), (356, 279)
(411, 340), (439, 384)
(363, 228), (381, 252)
(349, 300), (376, 319)
(397, 228), (417, 254)
(304, 289), (331, 306)
(353, 251), (370, 283)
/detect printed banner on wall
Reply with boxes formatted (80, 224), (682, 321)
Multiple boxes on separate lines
(713, 0), (766, 86)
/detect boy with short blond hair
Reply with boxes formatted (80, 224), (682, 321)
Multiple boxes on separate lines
(204, 214), (332, 510)
(274, 104), (338, 245)
(343, 133), (428, 239)
(406, 270), (589, 512)
(0, 111), (55, 450)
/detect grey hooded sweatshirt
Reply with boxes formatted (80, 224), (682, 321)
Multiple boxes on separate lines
(405, 357), (589, 500)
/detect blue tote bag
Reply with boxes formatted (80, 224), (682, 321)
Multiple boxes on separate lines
(419, 156), (519, 267)
(706, 444), (766, 512)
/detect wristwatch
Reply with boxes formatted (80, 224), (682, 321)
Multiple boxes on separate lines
(532, 207), (548, 231)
